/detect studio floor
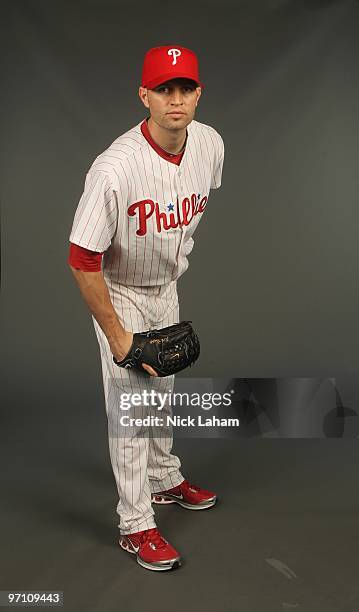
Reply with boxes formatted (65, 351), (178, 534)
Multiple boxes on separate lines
(1, 405), (359, 612)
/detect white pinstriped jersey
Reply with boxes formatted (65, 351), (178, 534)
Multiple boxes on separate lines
(69, 118), (224, 287)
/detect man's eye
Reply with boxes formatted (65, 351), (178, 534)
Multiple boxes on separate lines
(156, 86), (194, 93)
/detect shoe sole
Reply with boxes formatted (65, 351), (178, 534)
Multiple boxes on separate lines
(137, 557), (182, 572)
(119, 537), (182, 572)
(152, 494), (217, 510)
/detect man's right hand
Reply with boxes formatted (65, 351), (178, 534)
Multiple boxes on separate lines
(111, 331), (158, 377)
(111, 330), (134, 362)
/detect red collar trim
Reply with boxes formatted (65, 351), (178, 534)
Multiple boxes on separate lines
(141, 118), (185, 165)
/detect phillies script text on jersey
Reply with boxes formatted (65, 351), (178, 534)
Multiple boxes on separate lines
(128, 193), (208, 236)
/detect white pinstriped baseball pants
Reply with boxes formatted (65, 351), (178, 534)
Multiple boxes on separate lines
(92, 279), (184, 535)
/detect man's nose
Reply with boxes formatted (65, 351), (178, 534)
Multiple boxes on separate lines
(170, 89), (184, 105)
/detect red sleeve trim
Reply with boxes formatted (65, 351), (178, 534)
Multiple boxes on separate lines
(68, 243), (104, 272)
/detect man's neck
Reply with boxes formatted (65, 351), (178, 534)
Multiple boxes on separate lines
(147, 117), (187, 154)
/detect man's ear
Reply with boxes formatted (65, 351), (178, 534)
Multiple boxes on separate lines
(138, 86), (150, 109)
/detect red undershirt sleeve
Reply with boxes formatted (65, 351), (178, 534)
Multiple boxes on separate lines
(68, 242), (104, 272)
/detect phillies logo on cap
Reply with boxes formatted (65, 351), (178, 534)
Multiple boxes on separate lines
(141, 45), (204, 90)
(168, 48), (181, 65)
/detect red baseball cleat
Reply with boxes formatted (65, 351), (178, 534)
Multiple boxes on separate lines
(119, 527), (181, 571)
(152, 479), (217, 510)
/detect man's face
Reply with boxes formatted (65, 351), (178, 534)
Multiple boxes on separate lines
(139, 78), (201, 130)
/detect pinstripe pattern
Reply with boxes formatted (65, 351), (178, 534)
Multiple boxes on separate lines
(69, 118), (224, 535)
(92, 281), (183, 535)
(69, 119), (224, 287)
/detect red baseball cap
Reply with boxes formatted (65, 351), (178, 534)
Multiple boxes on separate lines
(141, 45), (204, 90)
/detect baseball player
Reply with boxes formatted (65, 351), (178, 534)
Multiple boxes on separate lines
(68, 45), (224, 572)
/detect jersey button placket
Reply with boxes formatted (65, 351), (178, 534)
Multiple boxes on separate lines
(174, 170), (186, 260)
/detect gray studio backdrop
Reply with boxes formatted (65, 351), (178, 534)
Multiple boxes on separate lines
(1, 0), (359, 418)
